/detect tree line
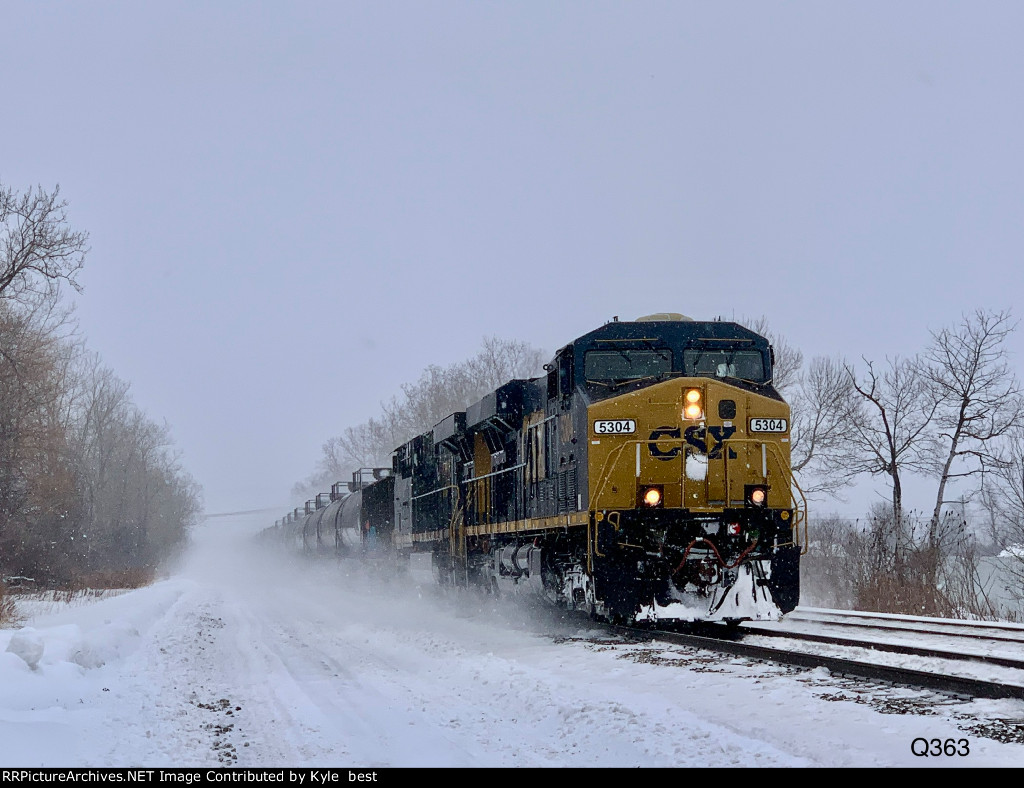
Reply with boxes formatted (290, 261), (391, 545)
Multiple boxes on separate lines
(753, 310), (1024, 617)
(0, 181), (201, 589)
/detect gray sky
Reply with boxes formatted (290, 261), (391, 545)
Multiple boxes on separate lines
(3, 2), (1022, 515)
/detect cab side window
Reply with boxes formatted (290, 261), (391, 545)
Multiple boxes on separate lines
(558, 353), (573, 398)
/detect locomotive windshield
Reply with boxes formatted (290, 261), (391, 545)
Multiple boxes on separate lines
(584, 349), (672, 382)
(683, 348), (767, 382)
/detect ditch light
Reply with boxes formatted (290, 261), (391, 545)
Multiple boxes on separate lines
(745, 484), (768, 507)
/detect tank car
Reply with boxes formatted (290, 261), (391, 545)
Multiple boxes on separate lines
(336, 467), (395, 558)
(303, 492), (335, 555)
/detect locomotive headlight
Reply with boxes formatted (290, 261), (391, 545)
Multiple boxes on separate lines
(745, 484), (768, 507)
(683, 389), (703, 420)
(639, 486), (663, 507)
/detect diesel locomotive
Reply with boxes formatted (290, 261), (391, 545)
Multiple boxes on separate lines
(274, 314), (806, 624)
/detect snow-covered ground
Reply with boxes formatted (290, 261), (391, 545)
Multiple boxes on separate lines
(2, 513), (1024, 768)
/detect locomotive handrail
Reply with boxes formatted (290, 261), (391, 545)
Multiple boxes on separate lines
(718, 437), (809, 555)
(449, 489), (466, 584)
(590, 435), (808, 555)
(591, 438), (645, 505)
(411, 484), (458, 501)
(464, 462), (526, 484)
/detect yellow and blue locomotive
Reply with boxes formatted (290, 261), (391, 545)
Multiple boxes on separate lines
(275, 313), (806, 623)
(387, 313), (805, 623)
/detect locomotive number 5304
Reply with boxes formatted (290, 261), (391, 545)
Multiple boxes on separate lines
(594, 419), (637, 434)
(749, 418), (788, 433)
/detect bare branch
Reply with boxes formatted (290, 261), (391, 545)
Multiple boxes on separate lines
(845, 355), (940, 526)
(0, 182), (89, 306)
(919, 309), (1023, 538)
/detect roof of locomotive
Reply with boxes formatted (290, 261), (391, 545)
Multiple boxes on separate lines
(560, 316), (781, 401)
(561, 317), (770, 356)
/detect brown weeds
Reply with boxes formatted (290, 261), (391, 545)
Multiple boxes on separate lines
(0, 582), (18, 627)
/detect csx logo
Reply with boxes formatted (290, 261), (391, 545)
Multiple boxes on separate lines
(648, 425), (738, 460)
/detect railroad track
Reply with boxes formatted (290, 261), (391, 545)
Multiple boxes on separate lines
(601, 607), (1024, 701)
(781, 606), (1024, 642)
(737, 607), (1024, 675)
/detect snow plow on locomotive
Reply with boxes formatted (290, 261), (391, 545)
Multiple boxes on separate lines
(275, 314), (807, 624)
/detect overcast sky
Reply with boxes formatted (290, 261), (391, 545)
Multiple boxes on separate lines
(3, 2), (1022, 516)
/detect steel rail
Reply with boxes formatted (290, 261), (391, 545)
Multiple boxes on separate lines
(738, 622), (1024, 671)
(785, 608), (1024, 642)
(610, 624), (1024, 701)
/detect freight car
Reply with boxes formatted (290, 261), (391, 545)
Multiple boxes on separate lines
(276, 467), (393, 558)
(278, 314), (806, 624)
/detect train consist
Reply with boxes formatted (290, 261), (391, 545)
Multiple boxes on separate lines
(271, 314), (806, 624)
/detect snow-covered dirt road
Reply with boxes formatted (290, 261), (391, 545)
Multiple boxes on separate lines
(3, 513), (1024, 768)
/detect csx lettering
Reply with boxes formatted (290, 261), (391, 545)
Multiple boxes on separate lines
(672, 425), (738, 460)
(707, 425), (738, 459)
(682, 425), (705, 454)
(910, 737), (970, 757)
(648, 427), (682, 459)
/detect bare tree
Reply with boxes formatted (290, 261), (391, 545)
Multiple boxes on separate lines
(395, 364), (480, 439)
(740, 315), (803, 392)
(0, 302), (75, 565)
(845, 356), (939, 528)
(0, 181), (198, 587)
(68, 359), (200, 579)
(0, 182), (89, 307)
(466, 335), (547, 391)
(985, 426), (1024, 537)
(979, 426), (1024, 602)
(918, 309), (1022, 539)
(788, 356), (861, 497)
(739, 316), (857, 497)
(0, 308), (200, 585)
(296, 336), (546, 500)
